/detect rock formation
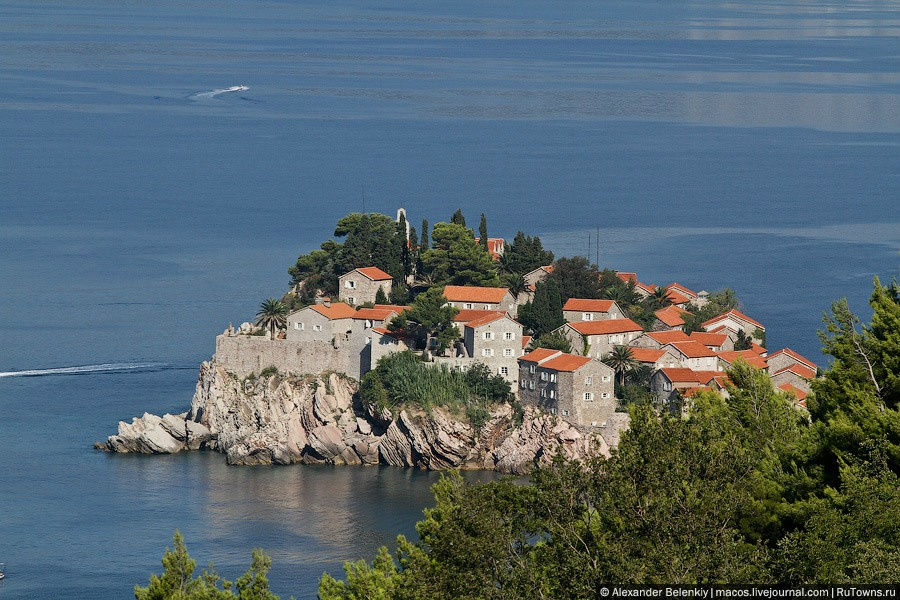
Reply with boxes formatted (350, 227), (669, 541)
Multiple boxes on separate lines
(102, 361), (627, 475)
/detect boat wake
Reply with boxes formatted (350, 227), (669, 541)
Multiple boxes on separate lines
(191, 85), (249, 100)
(0, 362), (177, 378)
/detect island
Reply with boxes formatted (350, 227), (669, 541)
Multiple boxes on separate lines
(101, 208), (816, 474)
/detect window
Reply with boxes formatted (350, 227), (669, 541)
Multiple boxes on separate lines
(294, 322), (305, 330)
(529, 365), (536, 374)
(664, 382), (672, 391)
(483, 331), (494, 340)
(529, 381), (534, 390)
(550, 408), (558, 415)
(540, 389), (546, 398)
(562, 409), (569, 416)
(348, 297), (356, 305)
(585, 376), (593, 385)
(345, 280), (356, 289)
(465, 303), (473, 310)
(503, 348), (513, 357)
(601, 392), (610, 399)
(365, 337), (371, 345)
(313, 324), (322, 332)
(602, 375), (611, 382)
(583, 313), (593, 321)
(365, 319), (373, 328)
(540, 372), (547, 381)
(481, 348), (494, 357)
(520, 380), (527, 389)
(505, 332), (514, 340)
(499, 366), (508, 376)
(550, 373), (557, 382)
(549, 389), (556, 399)
(583, 392), (593, 401)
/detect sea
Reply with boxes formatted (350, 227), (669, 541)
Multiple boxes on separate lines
(1, 0), (898, 597)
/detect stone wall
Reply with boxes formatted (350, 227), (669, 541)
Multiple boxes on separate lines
(213, 335), (354, 378)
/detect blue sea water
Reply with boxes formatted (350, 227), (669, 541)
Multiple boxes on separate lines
(1, 0), (898, 597)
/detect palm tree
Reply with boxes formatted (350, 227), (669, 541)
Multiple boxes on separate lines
(255, 298), (288, 340)
(603, 345), (636, 387)
(650, 287), (671, 309)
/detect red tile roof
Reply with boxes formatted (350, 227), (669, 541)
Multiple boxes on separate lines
(452, 309), (505, 323)
(681, 386), (712, 398)
(615, 272), (637, 283)
(750, 343), (767, 356)
(372, 327), (390, 335)
(521, 335), (532, 350)
(465, 312), (513, 328)
(665, 289), (692, 305)
(354, 266), (393, 281)
(519, 348), (562, 364)
(666, 282), (697, 298)
(645, 330), (690, 344)
(660, 368), (727, 385)
(768, 348), (817, 371)
(563, 298), (616, 312)
(655, 305), (690, 327)
(666, 340), (717, 358)
(443, 285), (510, 304)
(354, 307), (402, 321)
(308, 302), (357, 320)
(688, 331), (728, 347)
(540, 353), (593, 372)
(568, 319), (643, 335)
(635, 282), (658, 294)
(779, 383), (808, 402)
(773, 363), (817, 380)
(628, 347), (668, 363)
(717, 350), (768, 370)
(702, 309), (765, 331)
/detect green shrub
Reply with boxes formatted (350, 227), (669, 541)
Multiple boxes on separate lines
(260, 366), (278, 378)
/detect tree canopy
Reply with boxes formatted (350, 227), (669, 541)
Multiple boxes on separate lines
(421, 222), (499, 287)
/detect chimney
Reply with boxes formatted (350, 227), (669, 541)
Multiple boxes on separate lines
(322, 297), (331, 307)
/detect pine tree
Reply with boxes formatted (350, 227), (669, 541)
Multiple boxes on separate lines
(518, 279), (565, 337)
(451, 209), (466, 227)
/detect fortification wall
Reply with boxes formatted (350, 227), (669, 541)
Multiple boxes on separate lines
(213, 335), (355, 379)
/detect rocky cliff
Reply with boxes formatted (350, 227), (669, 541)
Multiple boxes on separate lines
(102, 361), (628, 475)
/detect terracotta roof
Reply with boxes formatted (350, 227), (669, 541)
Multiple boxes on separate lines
(665, 289), (692, 305)
(779, 383), (808, 401)
(615, 272), (637, 283)
(773, 363), (817, 380)
(635, 282), (658, 294)
(666, 340), (717, 359)
(768, 348), (817, 371)
(563, 298), (616, 312)
(308, 302), (357, 320)
(568, 318), (643, 335)
(717, 350), (768, 370)
(540, 353), (593, 372)
(443, 285), (510, 304)
(519, 348), (562, 364)
(453, 309), (505, 323)
(666, 282), (697, 298)
(354, 307), (401, 321)
(372, 327), (390, 335)
(681, 386), (712, 398)
(521, 335), (532, 349)
(655, 305), (689, 327)
(750, 343), (767, 356)
(660, 368), (727, 385)
(353, 266), (393, 281)
(645, 330), (690, 344)
(475, 237), (505, 256)
(628, 347), (668, 363)
(702, 309), (765, 331)
(688, 331), (728, 347)
(465, 313), (514, 328)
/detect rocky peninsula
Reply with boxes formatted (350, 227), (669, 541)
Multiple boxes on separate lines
(102, 360), (626, 475)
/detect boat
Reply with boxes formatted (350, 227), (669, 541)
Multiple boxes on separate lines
(0, 562), (5, 580)
(226, 85), (249, 92)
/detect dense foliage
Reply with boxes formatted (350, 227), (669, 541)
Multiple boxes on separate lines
(318, 278), (900, 596)
(388, 287), (460, 354)
(517, 278), (565, 338)
(360, 351), (511, 427)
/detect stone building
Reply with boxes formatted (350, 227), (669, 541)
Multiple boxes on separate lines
(629, 329), (690, 349)
(555, 318), (644, 359)
(688, 331), (734, 353)
(627, 347), (682, 371)
(443, 285), (517, 314)
(652, 305), (690, 331)
(286, 301), (356, 344)
(701, 309), (766, 345)
(517, 349), (616, 427)
(461, 313), (523, 383)
(769, 363), (816, 395)
(562, 298), (624, 322)
(650, 367), (727, 412)
(765, 348), (817, 376)
(660, 340), (719, 371)
(716, 350), (768, 371)
(338, 267), (393, 305)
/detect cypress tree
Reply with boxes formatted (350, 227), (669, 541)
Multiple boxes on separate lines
(421, 219), (429, 249)
(479, 213), (489, 251)
(451, 209), (466, 227)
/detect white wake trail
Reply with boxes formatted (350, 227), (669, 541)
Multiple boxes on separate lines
(191, 85), (249, 99)
(0, 362), (172, 378)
